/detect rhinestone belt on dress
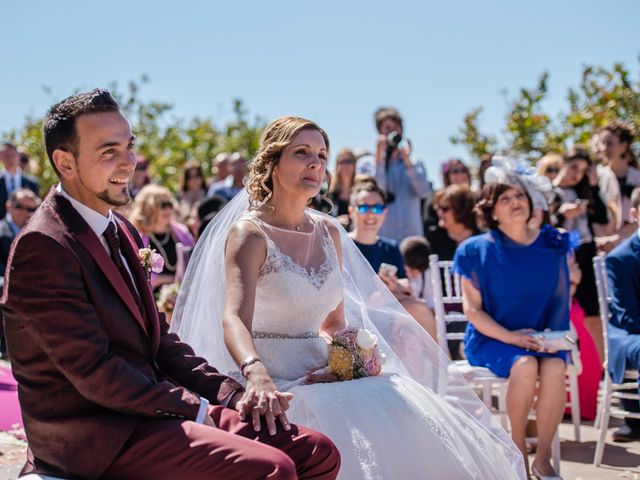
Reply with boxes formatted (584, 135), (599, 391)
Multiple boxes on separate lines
(252, 331), (319, 339)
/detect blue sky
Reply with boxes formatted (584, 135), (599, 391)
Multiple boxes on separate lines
(1, 1), (639, 186)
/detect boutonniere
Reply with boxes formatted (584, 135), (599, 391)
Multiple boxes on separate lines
(138, 248), (164, 280)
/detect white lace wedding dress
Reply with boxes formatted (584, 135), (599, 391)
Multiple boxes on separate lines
(241, 211), (519, 480)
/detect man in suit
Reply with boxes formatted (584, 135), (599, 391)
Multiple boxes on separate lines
(605, 186), (640, 442)
(0, 188), (41, 358)
(0, 143), (39, 218)
(1, 89), (340, 479)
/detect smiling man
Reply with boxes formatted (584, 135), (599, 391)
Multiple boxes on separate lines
(0, 89), (339, 480)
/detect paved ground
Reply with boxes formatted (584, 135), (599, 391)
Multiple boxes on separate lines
(1, 420), (639, 479)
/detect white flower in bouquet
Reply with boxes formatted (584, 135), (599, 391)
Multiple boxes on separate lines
(356, 329), (378, 350)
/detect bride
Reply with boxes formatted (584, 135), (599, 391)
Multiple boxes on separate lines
(172, 116), (526, 479)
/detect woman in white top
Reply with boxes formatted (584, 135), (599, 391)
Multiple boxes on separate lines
(595, 121), (640, 238)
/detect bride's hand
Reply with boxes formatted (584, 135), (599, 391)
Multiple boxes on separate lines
(305, 372), (339, 383)
(305, 366), (339, 384)
(237, 367), (294, 435)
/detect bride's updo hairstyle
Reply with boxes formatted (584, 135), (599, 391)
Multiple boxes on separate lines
(247, 116), (331, 208)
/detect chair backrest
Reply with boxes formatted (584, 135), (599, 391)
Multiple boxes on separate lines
(429, 254), (467, 352)
(593, 252), (611, 368)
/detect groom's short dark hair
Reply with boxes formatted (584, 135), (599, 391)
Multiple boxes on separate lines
(43, 88), (120, 176)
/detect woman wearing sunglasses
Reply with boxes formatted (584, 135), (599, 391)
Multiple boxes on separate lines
(348, 177), (405, 277)
(130, 184), (195, 291)
(348, 177), (437, 339)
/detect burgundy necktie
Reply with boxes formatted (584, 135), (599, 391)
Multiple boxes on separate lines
(103, 222), (142, 310)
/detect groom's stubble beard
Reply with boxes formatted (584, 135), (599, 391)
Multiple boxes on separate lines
(76, 166), (131, 207)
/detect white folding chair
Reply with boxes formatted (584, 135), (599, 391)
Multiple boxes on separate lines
(430, 254), (577, 473)
(429, 254), (507, 411)
(592, 252), (640, 466)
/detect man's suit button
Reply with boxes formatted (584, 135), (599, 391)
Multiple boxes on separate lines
(155, 409), (163, 414)
(164, 412), (170, 416)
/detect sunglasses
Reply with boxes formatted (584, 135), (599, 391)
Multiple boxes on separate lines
(356, 203), (386, 214)
(187, 173), (202, 179)
(135, 164), (149, 171)
(12, 203), (37, 213)
(449, 167), (467, 175)
(436, 205), (451, 213)
(159, 200), (174, 210)
(545, 167), (559, 174)
(338, 159), (356, 166)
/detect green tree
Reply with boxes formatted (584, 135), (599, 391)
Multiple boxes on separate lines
(2, 77), (266, 192)
(451, 59), (640, 164)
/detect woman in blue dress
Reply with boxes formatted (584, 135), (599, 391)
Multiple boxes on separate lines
(454, 167), (572, 480)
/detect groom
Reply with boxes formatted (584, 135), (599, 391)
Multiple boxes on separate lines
(1, 89), (340, 479)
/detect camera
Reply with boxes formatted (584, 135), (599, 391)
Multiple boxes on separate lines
(386, 131), (402, 148)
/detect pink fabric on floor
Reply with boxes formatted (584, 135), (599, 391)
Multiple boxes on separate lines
(0, 365), (22, 431)
(566, 299), (602, 420)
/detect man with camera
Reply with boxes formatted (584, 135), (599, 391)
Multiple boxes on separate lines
(358, 107), (431, 243)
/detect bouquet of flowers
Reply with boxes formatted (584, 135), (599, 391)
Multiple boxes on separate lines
(327, 328), (383, 381)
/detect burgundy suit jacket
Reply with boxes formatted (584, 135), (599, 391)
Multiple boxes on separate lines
(1, 188), (243, 479)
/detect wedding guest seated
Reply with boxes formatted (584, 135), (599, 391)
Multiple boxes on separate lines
(130, 185), (195, 290)
(349, 178), (436, 339)
(605, 186), (640, 441)
(0, 142), (40, 219)
(177, 161), (208, 223)
(596, 121), (640, 241)
(426, 184), (479, 261)
(425, 158), (472, 229)
(455, 170), (572, 479)
(0, 188), (41, 359)
(348, 177), (405, 278)
(208, 152), (248, 201)
(0, 188), (41, 280)
(399, 236), (435, 319)
(551, 146), (609, 361)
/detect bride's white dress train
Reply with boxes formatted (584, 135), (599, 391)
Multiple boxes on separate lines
(243, 212), (519, 480)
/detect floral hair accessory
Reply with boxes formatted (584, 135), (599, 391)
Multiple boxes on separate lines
(138, 248), (164, 279)
(485, 155), (553, 211)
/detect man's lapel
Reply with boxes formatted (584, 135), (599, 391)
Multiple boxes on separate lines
(50, 191), (149, 336)
(117, 219), (161, 354)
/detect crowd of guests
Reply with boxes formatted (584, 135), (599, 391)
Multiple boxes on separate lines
(1, 109), (640, 476)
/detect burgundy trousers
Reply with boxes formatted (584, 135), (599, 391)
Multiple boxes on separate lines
(102, 405), (340, 480)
